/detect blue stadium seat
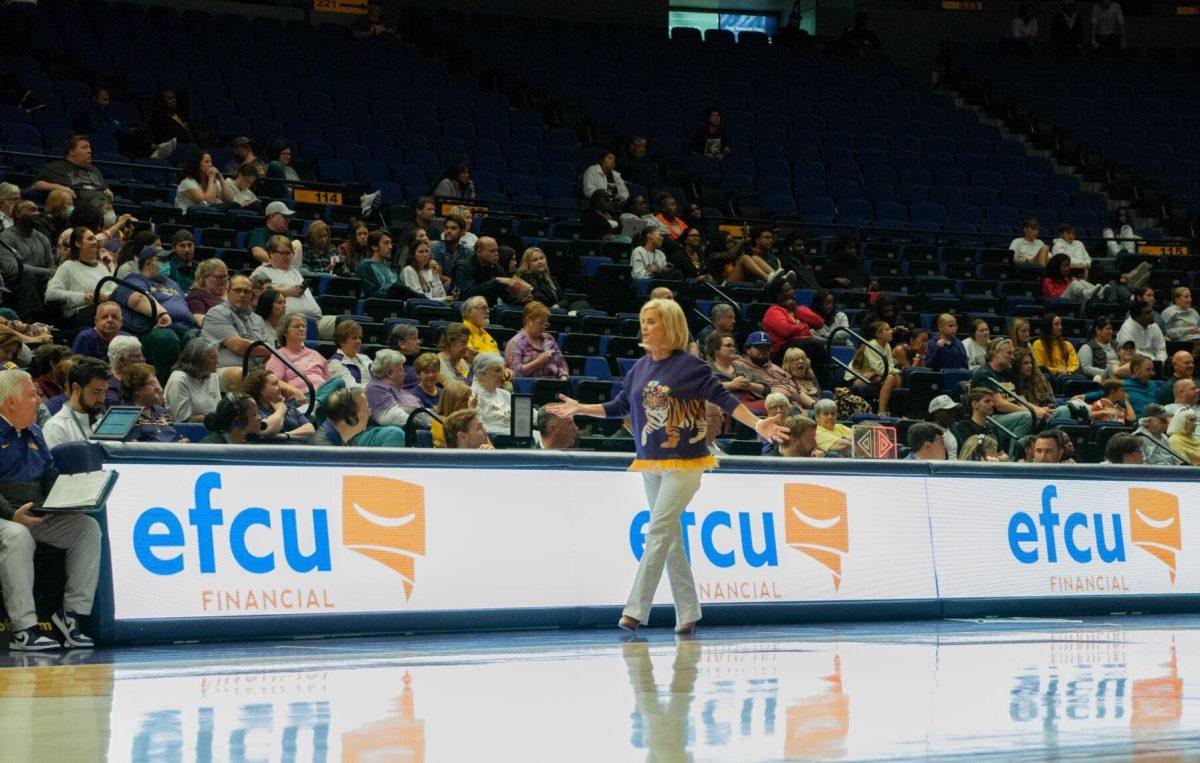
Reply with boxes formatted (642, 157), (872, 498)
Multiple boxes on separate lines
(316, 158), (354, 183)
(875, 200), (908, 222)
(800, 197), (836, 218)
(763, 194), (799, 218)
(911, 203), (948, 227)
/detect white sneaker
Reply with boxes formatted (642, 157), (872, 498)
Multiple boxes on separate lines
(360, 190), (381, 215)
(9, 627), (59, 651)
(151, 138), (177, 160)
(1126, 262), (1152, 291)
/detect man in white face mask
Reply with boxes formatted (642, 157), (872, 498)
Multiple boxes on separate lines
(0, 183), (20, 231)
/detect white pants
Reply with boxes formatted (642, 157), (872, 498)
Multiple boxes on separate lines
(1062, 279), (1098, 303)
(624, 470), (703, 626)
(0, 514), (102, 631)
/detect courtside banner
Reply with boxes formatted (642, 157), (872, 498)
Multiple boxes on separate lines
(105, 464), (580, 620)
(928, 478), (1193, 599)
(570, 472), (938, 607)
(105, 464), (938, 621)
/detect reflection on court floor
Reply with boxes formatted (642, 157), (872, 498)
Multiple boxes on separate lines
(2, 617), (1200, 761)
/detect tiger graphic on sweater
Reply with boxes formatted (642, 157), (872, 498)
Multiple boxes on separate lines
(640, 380), (707, 449)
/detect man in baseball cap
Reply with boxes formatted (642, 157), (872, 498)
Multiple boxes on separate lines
(927, 394), (959, 416)
(248, 201), (295, 264)
(1134, 403), (1179, 466)
(136, 244), (172, 268)
(927, 393), (963, 459)
(732, 331), (797, 404)
(744, 331), (773, 349)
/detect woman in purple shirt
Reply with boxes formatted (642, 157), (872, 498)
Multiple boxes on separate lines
(365, 349), (421, 427)
(548, 298), (788, 635)
(186, 258), (229, 327)
(504, 301), (567, 379)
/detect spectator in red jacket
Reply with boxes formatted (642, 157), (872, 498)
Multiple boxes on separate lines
(761, 275), (830, 385)
(1046, 254), (1099, 305)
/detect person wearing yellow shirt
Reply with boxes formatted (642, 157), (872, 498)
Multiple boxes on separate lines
(461, 295), (513, 387)
(812, 399), (852, 454)
(1167, 408), (1200, 465)
(462, 296), (499, 355)
(1031, 314), (1079, 377)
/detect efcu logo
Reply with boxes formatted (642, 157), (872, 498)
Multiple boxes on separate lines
(342, 477), (426, 599)
(1129, 488), (1182, 584)
(783, 484), (849, 591)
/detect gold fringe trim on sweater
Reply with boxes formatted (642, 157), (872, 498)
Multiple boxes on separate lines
(628, 455), (720, 472)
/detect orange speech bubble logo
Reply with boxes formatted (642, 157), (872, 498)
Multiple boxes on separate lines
(1132, 643), (1182, 732)
(783, 484), (849, 591)
(784, 654), (849, 760)
(342, 672), (425, 763)
(342, 476), (426, 599)
(1128, 488), (1181, 584)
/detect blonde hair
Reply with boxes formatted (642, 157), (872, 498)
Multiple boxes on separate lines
(195, 257), (228, 285)
(414, 352), (440, 374)
(958, 434), (999, 461)
(781, 347), (814, 380)
(516, 246), (556, 289)
(850, 321), (888, 375)
(1173, 286), (1191, 303)
(437, 380), (472, 417)
(306, 219), (331, 249)
(639, 298), (689, 352)
(447, 205), (473, 225)
(1008, 317), (1031, 348)
(936, 313), (956, 331)
(45, 188), (72, 216)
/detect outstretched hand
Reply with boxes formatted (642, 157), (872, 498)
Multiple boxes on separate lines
(755, 414), (790, 444)
(544, 393), (582, 418)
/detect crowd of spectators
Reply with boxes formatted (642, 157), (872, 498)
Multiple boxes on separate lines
(0, 132), (1196, 464)
(0, 0), (1190, 469)
(1009, 0), (1128, 54)
(3, 0), (1188, 656)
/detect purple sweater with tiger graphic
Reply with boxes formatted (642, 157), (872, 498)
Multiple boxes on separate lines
(602, 350), (741, 470)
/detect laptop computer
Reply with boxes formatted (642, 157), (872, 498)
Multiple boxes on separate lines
(89, 406), (142, 441)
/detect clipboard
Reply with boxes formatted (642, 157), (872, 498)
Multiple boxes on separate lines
(38, 470), (120, 513)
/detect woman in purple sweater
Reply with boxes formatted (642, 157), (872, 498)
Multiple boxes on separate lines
(548, 298), (788, 635)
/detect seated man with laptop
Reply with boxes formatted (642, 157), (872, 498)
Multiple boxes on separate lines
(0, 369), (103, 650)
(43, 358), (111, 450)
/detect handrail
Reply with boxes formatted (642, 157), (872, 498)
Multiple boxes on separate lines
(93, 275), (158, 327)
(0, 147), (177, 175)
(825, 324), (888, 386)
(984, 413), (1021, 442)
(241, 340), (316, 419)
(696, 207), (1190, 245)
(404, 406), (443, 447)
(702, 279), (745, 313)
(1135, 430), (1190, 466)
(0, 147), (355, 195)
(977, 375), (1040, 442)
